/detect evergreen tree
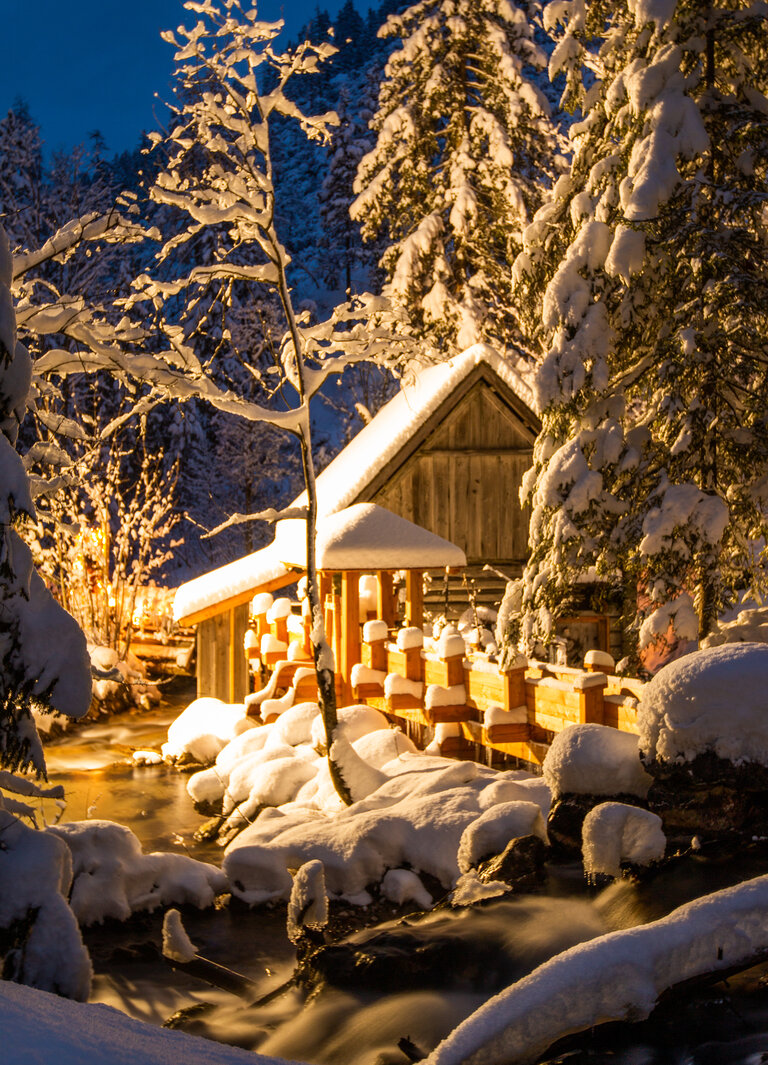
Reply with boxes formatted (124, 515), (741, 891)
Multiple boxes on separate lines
(319, 85), (375, 292)
(0, 223), (91, 773)
(352, 0), (561, 353)
(516, 0), (768, 662)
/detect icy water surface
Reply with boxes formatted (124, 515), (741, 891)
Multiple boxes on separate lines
(38, 690), (768, 1065)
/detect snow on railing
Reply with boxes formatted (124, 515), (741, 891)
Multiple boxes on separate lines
(351, 624), (644, 764)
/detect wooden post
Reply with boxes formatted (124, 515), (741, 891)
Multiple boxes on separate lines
(502, 664), (527, 711)
(444, 651), (465, 688)
(377, 570), (396, 628)
(365, 635), (387, 673)
(405, 570), (423, 629)
(228, 608), (236, 704)
(340, 570), (361, 704)
(577, 677), (607, 725)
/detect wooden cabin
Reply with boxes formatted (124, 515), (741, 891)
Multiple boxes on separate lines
(173, 503), (466, 704)
(299, 343), (541, 610)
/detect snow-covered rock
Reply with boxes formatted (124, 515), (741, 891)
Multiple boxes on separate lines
(543, 723), (652, 799)
(581, 802), (666, 879)
(163, 698), (248, 764)
(638, 644), (768, 765)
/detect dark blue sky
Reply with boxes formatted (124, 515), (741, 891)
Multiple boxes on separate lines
(3, 0), (373, 157)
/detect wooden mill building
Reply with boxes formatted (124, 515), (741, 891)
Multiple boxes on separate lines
(173, 343), (542, 701)
(304, 342), (540, 589)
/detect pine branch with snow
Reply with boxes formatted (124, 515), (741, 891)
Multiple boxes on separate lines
(517, 0), (768, 660)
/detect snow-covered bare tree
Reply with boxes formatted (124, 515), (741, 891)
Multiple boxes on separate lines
(516, 0), (768, 665)
(135, 0), (413, 803)
(352, 0), (562, 353)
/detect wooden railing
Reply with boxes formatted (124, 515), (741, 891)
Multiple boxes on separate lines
(243, 601), (644, 765)
(352, 624), (643, 765)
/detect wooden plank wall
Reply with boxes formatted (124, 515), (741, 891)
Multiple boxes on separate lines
(196, 602), (249, 702)
(373, 381), (533, 566)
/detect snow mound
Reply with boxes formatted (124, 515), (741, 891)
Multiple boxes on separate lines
(48, 820), (227, 926)
(309, 704), (389, 748)
(582, 802), (666, 878)
(543, 724), (652, 798)
(638, 644), (768, 765)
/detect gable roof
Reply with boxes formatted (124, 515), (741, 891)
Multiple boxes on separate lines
(295, 343), (539, 519)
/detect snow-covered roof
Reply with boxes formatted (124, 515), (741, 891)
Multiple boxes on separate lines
(277, 503), (467, 571)
(174, 504), (466, 624)
(298, 343), (537, 519)
(175, 345), (524, 624)
(173, 541), (294, 625)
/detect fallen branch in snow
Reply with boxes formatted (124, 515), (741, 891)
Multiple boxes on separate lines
(424, 873), (768, 1065)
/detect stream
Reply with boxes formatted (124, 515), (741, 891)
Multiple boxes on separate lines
(36, 684), (768, 1065)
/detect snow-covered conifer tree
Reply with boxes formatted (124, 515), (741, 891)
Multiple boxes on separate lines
(516, 0), (768, 662)
(352, 0), (562, 353)
(0, 223), (91, 773)
(319, 85), (376, 292)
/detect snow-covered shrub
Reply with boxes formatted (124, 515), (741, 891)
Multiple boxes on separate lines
(543, 724), (652, 799)
(0, 805), (91, 1000)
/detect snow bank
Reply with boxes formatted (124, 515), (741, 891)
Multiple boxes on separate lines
(426, 874), (768, 1065)
(581, 802), (666, 878)
(543, 724), (652, 798)
(0, 979), (297, 1065)
(223, 761), (537, 906)
(47, 820), (227, 925)
(638, 644), (768, 764)
(163, 698), (249, 763)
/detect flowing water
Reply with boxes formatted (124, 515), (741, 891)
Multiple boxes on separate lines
(38, 688), (768, 1065)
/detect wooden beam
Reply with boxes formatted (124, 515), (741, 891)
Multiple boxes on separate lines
(228, 608), (236, 704)
(176, 571), (301, 627)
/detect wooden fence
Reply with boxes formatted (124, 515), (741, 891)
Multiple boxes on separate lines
(244, 602), (644, 766)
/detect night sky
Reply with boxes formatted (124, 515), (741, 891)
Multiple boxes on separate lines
(3, 0), (374, 157)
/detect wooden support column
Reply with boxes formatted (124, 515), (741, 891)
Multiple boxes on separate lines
(340, 570), (361, 704)
(228, 608), (236, 704)
(377, 570), (396, 629)
(405, 570), (423, 630)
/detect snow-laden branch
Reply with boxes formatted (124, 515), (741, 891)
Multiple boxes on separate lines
(205, 505), (309, 538)
(12, 207), (157, 280)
